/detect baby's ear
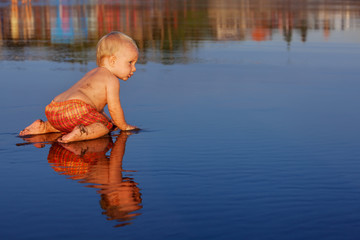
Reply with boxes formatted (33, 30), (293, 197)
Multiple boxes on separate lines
(109, 55), (116, 66)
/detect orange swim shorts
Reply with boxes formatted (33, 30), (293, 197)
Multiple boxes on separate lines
(45, 99), (113, 133)
(47, 141), (113, 179)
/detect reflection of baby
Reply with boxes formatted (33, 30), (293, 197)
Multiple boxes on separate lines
(46, 132), (142, 227)
(48, 137), (112, 180)
(99, 180), (142, 227)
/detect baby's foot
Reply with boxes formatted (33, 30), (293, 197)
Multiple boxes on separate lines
(57, 125), (86, 143)
(57, 132), (76, 143)
(19, 119), (46, 136)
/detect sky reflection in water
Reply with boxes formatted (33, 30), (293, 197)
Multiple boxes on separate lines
(1, 0), (360, 239)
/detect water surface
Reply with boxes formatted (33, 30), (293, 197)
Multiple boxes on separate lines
(1, 0), (360, 239)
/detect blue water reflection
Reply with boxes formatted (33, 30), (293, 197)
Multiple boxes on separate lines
(1, 0), (360, 239)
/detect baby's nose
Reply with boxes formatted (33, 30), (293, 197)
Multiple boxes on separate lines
(132, 65), (136, 72)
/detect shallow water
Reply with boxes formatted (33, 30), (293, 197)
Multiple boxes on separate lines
(1, 0), (360, 239)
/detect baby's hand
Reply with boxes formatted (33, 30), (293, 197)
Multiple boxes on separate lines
(125, 124), (138, 131)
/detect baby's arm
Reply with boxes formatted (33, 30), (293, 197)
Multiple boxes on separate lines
(106, 77), (137, 131)
(101, 110), (119, 131)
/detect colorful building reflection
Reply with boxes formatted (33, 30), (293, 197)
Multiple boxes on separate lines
(0, 0), (359, 63)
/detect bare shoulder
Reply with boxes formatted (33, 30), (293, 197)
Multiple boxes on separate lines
(90, 67), (113, 81)
(93, 67), (119, 87)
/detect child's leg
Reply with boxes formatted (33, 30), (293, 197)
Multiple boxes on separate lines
(19, 119), (61, 136)
(59, 137), (111, 155)
(57, 122), (110, 143)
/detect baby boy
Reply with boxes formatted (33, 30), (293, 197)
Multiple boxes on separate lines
(19, 31), (138, 143)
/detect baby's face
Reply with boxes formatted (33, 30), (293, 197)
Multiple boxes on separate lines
(112, 43), (138, 80)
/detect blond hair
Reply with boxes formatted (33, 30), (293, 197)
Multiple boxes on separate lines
(96, 31), (138, 67)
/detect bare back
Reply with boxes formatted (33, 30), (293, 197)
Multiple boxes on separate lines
(54, 67), (113, 112)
